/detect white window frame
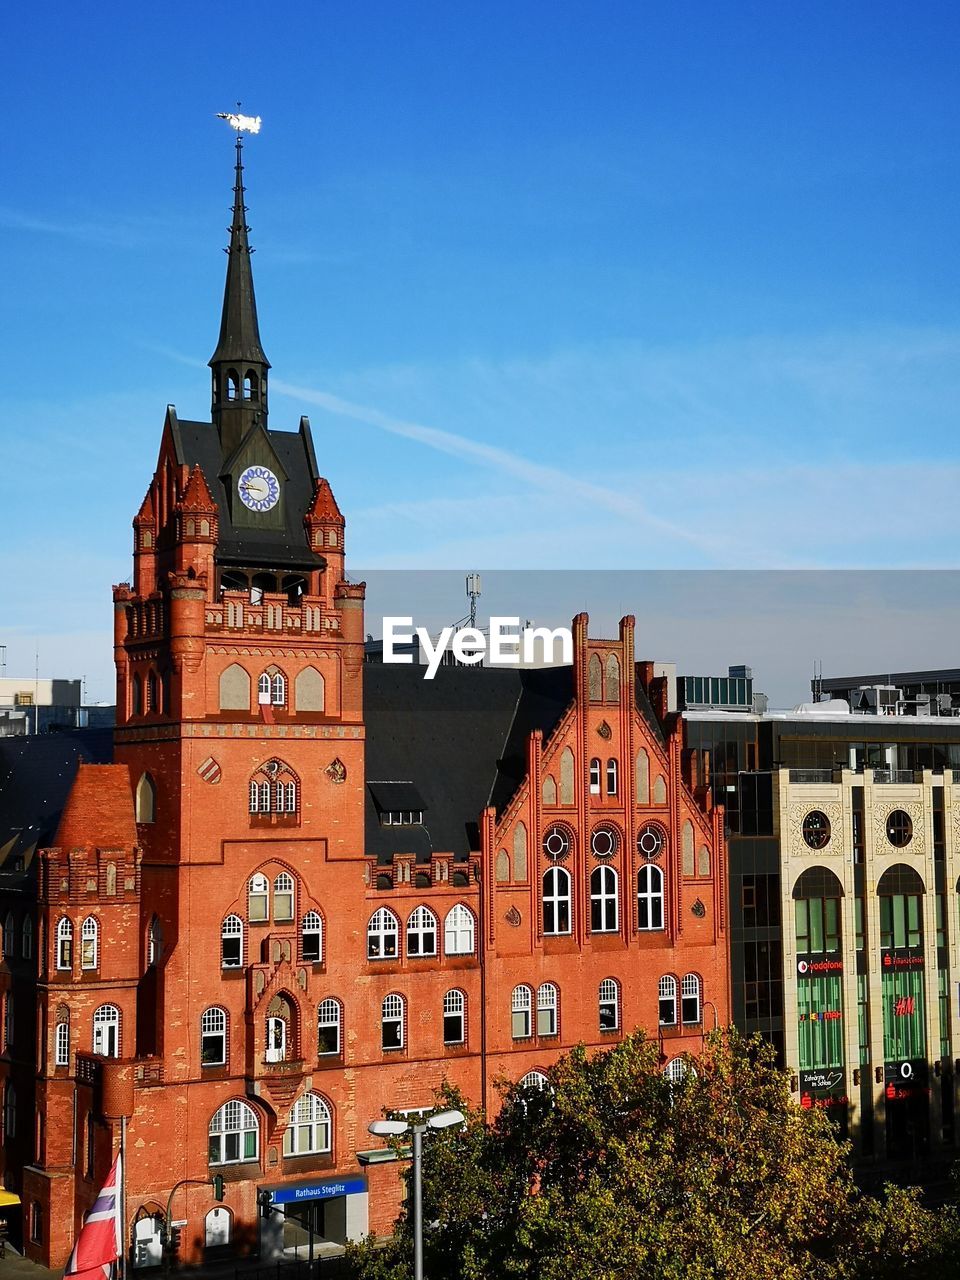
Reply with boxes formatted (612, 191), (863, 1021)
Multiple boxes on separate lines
(637, 864), (665, 931)
(443, 989), (465, 1045)
(283, 1091), (331, 1157)
(659, 975), (678, 1026)
(271, 672), (286, 706)
(221, 915), (243, 969)
(599, 978), (619, 1031)
(444, 904), (475, 955)
(258, 673), (271, 705)
(248, 874), (269, 922)
(537, 983), (558, 1037)
(80, 916), (99, 971)
(56, 918), (73, 971)
(590, 865), (618, 933)
(681, 974), (702, 1026)
(606, 758), (618, 796)
(276, 780), (297, 814)
(317, 998), (341, 1055)
(406, 906), (438, 958)
(367, 908), (400, 960)
(274, 872), (295, 922)
(511, 985), (532, 1039)
(92, 1004), (120, 1058)
(208, 1099), (259, 1165)
(265, 1014), (287, 1063)
(201, 1007), (227, 1066)
(55, 1019), (70, 1068)
(302, 911), (323, 963)
(589, 758), (601, 795)
(381, 994), (404, 1050)
(542, 867), (572, 936)
(519, 1070), (550, 1091)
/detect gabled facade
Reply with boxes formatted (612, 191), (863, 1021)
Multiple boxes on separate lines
(1, 139), (730, 1268)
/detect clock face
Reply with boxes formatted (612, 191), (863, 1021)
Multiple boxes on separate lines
(237, 465), (280, 513)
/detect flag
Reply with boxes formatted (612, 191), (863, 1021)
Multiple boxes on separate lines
(65, 1154), (122, 1280)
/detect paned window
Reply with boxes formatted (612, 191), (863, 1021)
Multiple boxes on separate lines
(55, 1019), (70, 1068)
(208, 1099), (258, 1165)
(589, 758), (601, 795)
(520, 1071), (550, 1090)
(443, 989), (466, 1044)
(406, 906), (438, 957)
(248, 874), (269, 922)
(92, 1004), (120, 1058)
(795, 895), (841, 955)
(367, 908), (400, 960)
(599, 978), (619, 1031)
(637, 865), (665, 931)
(511, 985), (533, 1039)
(274, 873), (295, 921)
(56, 918), (73, 971)
(659, 975), (677, 1026)
(543, 867), (572, 935)
(221, 915), (243, 968)
(200, 1007), (227, 1066)
(276, 781), (297, 814)
(80, 917), (99, 971)
(681, 974), (701, 1026)
(606, 758), (618, 796)
(302, 911), (323, 963)
(590, 865), (618, 932)
(258, 673), (272, 704)
(444, 904), (475, 955)
(537, 983), (558, 1036)
(317, 999), (341, 1055)
(381, 994), (404, 1050)
(283, 1092), (331, 1156)
(271, 673), (286, 706)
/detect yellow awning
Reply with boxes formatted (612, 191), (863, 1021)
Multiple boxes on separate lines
(0, 1191), (21, 1207)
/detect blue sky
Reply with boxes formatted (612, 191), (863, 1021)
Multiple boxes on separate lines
(4, 1), (960, 699)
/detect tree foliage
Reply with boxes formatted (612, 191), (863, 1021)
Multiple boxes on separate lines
(346, 1030), (960, 1280)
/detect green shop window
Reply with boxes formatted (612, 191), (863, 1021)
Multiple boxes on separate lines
(881, 969), (926, 1062)
(797, 975), (844, 1071)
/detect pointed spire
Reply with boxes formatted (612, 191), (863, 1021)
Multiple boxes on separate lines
(178, 465), (218, 513)
(209, 136), (271, 458)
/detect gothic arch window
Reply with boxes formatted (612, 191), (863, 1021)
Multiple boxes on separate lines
(659, 975), (678, 1025)
(443, 989), (466, 1045)
(271, 672), (286, 706)
(136, 772), (156, 823)
(273, 872), (295, 921)
(284, 1092), (332, 1157)
(542, 867), (572, 935)
(131, 674), (142, 717)
(80, 917), (99, 971)
(444, 904), (475, 955)
(219, 663), (250, 711)
(590, 758), (601, 795)
(636, 749), (650, 804)
(590, 865), (619, 933)
(495, 850), (510, 883)
(248, 762), (299, 816)
(599, 978), (620, 1031)
(201, 1007), (227, 1066)
(208, 1099), (258, 1165)
(698, 845), (711, 877)
(221, 915), (243, 968)
(537, 982), (558, 1036)
(513, 822), (528, 881)
(681, 821), (695, 876)
(606, 758), (618, 796)
(367, 908), (400, 960)
(542, 775), (557, 806)
(146, 670), (159, 715)
(381, 994), (404, 1050)
(317, 998), (341, 1055)
(588, 653), (603, 702)
(265, 994), (295, 1064)
(653, 775), (667, 805)
(248, 873), (269, 921)
(302, 911), (323, 963)
(406, 906), (438, 957)
(294, 666), (325, 712)
(559, 748), (574, 804)
(56, 918), (73, 971)
(637, 865), (665, 931)
(604, 653), (620, 702)
(92, 1004), (120, 1058)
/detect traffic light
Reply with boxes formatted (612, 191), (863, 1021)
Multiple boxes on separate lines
(169, 1225), (182, 1255)
(257, 1189), (274, 1219)
(212, 1174), (225, 1202)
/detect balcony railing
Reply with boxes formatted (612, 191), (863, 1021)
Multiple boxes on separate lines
(789, 768), (834, 784)
(872, 769), (916, 784)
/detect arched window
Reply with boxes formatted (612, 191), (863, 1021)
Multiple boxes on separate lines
(588, 653), (602, 701)
(637, 865), (665, 931)
(606, 758), (618, 796)
(92, 1004), (120, 1058)
(248, 763), (298, 816)
(659, 975), (678, 1025)
(266, 1010), (288, 1063)
(495, 850), (510, 882)
(590, 865), (619, 933)
(146, 670), (159, 714)
(245, 370), (259, 401)
(219, 662), (250, 710)
(56, 918), (73, 971)
(2, 912), (12, 959)
(136, 773), (156, 823)
(147, 915), (161, 966)
(317, 998), (341, 1055)
(248, 874), (269, 922)
(272, 672), (286, 706)
(243, 372), (253, 399)
(205, 1206), (231, 1249)
(681, 974), (702, 1025)
(55, 1016), (70, 1068)
(226, 371), (239, 401)
(589, 758), (601, 795)
(381, 994), (404, 1050)
(682, 821), (695, 877)
(131, 674), (142, 717)
(443, 989), (466, 1045)
(209, 1099), (258, 1165)
(274, 872), (295, 922)
(664, 1057), (692, 1084)
(537, 983), (558, 1036)
(604, 653), (620, 702)
(511, 985), (533, 1039)
(513, 822), (528, 880)
(542, 867), (572, 935)
(698, 845), (711, 877)
(368, 908), (400, 960)
(221, 915), (243, 968)
(599, 978), (619, 1031)
(520, 1070), (550, 1090)
(201, 1008), (227, 1066)
(636, 748), (650, 804)
(294, 666), (325, 712)
(406, 906), (438, 957)
(80, 917), (99, 970)
(444, 904), (475, 955)
(284, 1092), (332, 1156)
(542, 775), (557, 805)
(559, 748), (574, 804)
(258, 673), (271, 704)
(302, 911), (323, 963)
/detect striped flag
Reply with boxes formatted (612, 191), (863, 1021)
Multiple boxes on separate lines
(65, 1154), (122, 1280)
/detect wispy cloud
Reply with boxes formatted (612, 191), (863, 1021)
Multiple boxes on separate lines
(0, 205), (201, 250)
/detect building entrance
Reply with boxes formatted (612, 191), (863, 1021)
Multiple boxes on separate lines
(260, 1176), (368, 1260)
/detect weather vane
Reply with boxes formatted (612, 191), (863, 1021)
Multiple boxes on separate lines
(216, 102), (262, 134)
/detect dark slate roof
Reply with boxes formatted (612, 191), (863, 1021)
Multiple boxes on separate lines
(171, 416), (324, 571)
(362, 664), (574, 861)
(0, 729), (114, 874)
(367, 782), (428, 813)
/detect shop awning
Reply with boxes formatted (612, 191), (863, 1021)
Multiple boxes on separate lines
(0, 1192), (21, 1207)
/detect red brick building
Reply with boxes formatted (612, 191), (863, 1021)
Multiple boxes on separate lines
(0, 140), (730, 1267)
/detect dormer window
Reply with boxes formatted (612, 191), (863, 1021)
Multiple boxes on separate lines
(381, 810), (423, 827)
(368, 782), (427, 830)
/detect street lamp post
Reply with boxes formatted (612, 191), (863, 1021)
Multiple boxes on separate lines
(368, 1109), (465, 1280)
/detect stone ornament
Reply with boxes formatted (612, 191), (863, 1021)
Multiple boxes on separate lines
(788, 802), (843, 857)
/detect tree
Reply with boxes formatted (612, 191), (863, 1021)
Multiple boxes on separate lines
(346, 1030), (960, 1280)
